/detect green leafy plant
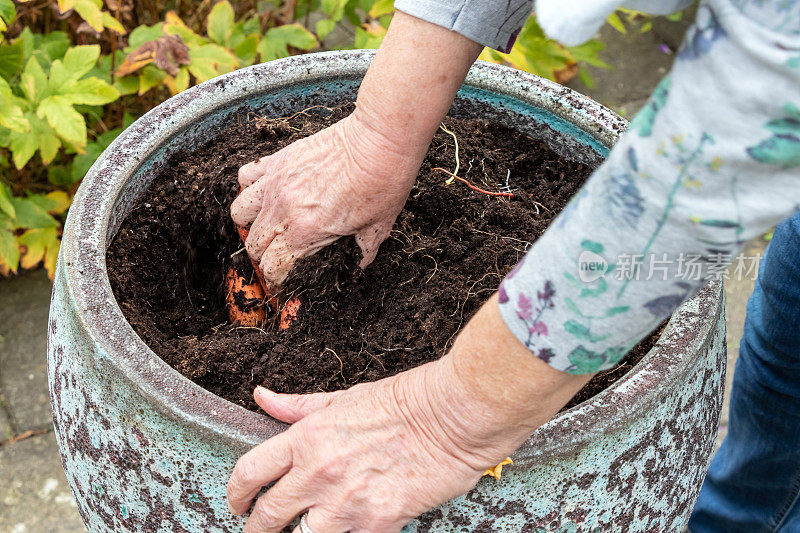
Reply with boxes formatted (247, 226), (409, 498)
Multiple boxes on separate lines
(607, 8), (684, 35)
(3, 45), (118, 168)
(0, 0), (15, 34)
(53, 0), (126, 34)
(0, 184), (70, 277)
(479, 16), (609, 88)
(114, 2), (318, 96)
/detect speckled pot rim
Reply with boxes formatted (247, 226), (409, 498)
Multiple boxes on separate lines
(61, 49), (722, 454)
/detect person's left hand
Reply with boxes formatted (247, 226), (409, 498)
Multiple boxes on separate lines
(226, 358), (525, 533)
(227, 293), (594, 532)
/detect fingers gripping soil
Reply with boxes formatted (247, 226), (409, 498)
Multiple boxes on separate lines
(231, 177), (270, 227)
(259, 231), (339, 289)
(356, 221), (394, 269)
(239, 154), (278, 187)
(244, 208), (279, 265)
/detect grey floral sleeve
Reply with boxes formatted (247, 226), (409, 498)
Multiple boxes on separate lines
(393, 0), (531, 51)
(499, 0), (800, 374)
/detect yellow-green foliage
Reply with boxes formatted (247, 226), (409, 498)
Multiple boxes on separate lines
(0, 0), (608, 279)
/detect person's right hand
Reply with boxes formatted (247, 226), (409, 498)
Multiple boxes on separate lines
(230, 109), (423, 290)
(231, 10), (483, 289)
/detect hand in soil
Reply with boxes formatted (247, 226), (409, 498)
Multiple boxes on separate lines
(230, 110), (422, 289)
(227, 360), (522, 533)
(226, 295), (594, 532)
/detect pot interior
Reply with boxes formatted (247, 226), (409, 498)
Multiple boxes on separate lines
(79, 55), (657, 444)
(107, 78), (611, 248)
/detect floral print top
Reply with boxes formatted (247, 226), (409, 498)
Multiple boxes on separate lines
(397, 0), (800, 373)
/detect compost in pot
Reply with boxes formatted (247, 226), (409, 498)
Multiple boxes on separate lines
(107, 102), (658, 412)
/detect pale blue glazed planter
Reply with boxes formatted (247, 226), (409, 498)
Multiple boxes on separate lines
(47, 50), (726, 532)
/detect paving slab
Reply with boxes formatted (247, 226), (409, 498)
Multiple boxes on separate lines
(0, 405), (12, 442)
(0, 270), (54, 432)
(714, 238), (767, 450)
(0, 305), (17, 442)
(0, 431), (85, 532)
(566, 10), (696, 116)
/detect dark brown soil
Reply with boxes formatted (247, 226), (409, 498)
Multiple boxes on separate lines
(107, 102), (658, 412)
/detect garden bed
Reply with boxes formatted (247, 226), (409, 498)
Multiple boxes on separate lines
(107, 102), (657, 412)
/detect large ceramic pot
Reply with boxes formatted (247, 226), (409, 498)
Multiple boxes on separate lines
(47, 49), (726, 532)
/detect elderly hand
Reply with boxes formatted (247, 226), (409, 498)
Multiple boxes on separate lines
(230, 109), (422, 290)
(227, 296), (593, 532)
(227, 357), (513, 533)
(229, 11), (483, 290)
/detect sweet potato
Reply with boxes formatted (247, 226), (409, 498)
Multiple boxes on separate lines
(226, 201), (300, 330)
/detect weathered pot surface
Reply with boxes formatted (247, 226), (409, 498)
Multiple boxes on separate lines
(48, 49), (726, 532)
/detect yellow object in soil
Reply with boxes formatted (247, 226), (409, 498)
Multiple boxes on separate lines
(483, 457), (513, 480)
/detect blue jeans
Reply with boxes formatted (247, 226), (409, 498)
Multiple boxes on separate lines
(689, 213), (800, 532)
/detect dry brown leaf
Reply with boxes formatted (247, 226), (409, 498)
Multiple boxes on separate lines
(0, 428), (50, 446)
(554, 62), (579, 84)
(152, 35), (190, 75)
(116, 34), (190, 78)
(115, 49), (155, 77)
(75, 21), (101, 36)
(105, 0), (133, 14)
(361, 20), (386, 36)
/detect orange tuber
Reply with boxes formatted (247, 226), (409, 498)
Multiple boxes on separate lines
(226, 193), (301, 330)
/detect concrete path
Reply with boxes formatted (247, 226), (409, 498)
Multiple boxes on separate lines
(0, 270), (85, 532)
(566, 11), (695, 117)
(715, 238), (767, 449)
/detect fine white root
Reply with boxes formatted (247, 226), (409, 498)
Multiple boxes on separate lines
(250, 105), (334, 125)
(234, 326), (269, 335)
(438, 123), (460, 184)
(324, 347), (346, 382)
(499, 169), (513, 194)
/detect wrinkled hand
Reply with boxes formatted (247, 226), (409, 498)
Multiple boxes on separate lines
(227, 359), (524, 533)
(230, 111), (423, 289)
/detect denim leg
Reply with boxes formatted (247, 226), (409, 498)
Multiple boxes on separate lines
(689, 212), (800, 533)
